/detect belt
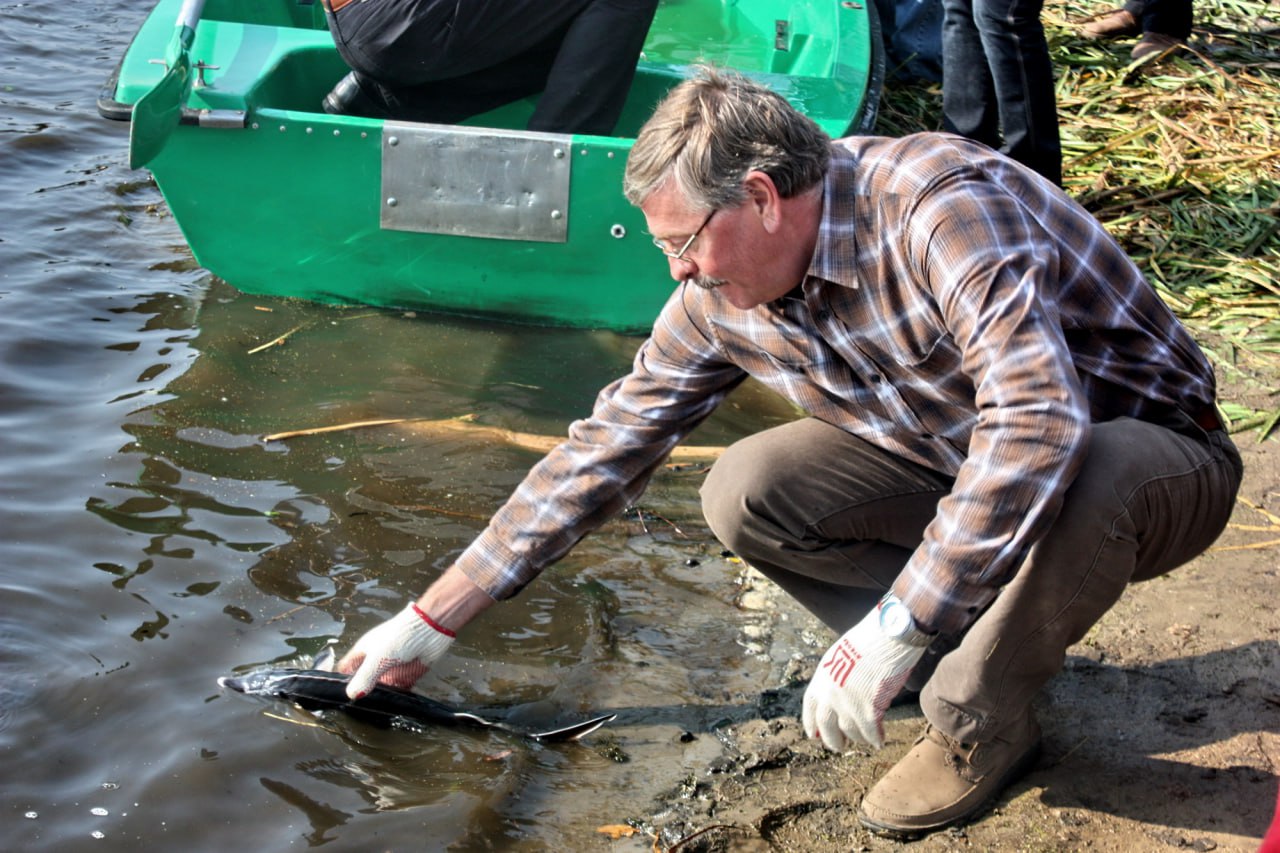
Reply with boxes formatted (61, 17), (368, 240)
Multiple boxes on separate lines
(1187, 403), (1224, 433)
(322, 0), (357, 13)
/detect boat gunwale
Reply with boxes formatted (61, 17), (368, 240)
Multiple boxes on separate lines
(96, 0), (883, 331)
(101, 0), (879, 136)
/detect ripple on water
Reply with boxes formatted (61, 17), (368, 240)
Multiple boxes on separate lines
(0, 4), (818, 848)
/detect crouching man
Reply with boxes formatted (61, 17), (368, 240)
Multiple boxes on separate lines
(335, 68), (1242, 837)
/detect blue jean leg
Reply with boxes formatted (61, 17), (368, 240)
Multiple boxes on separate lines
(942, 0), (1062, 185)
(1123, 0), (1194, 39)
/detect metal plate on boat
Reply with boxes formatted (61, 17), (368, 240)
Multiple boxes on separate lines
(380, 122), (572, 243)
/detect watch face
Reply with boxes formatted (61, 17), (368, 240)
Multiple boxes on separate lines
(881, 601), (911, 636)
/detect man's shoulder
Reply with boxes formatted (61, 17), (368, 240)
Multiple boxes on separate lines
(833, 131), (991, 160)
(831, 132), (997, 193)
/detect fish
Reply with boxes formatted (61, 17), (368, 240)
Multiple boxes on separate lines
(217, 647), (615, 743)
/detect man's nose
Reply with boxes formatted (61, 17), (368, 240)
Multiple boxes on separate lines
(667, 255), (697, 282)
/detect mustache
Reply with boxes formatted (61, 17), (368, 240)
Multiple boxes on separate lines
(686, 275), (729, 291)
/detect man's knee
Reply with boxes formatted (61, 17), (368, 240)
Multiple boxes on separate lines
(700, 433), (784, 548)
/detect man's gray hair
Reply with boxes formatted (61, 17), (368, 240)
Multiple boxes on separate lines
(623, 66), (831, 210)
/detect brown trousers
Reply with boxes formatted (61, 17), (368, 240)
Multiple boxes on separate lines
(701, 416), (1242, 743)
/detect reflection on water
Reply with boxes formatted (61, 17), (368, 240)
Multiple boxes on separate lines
(0, 4), (815, 848)
(86, 280), (804, 850)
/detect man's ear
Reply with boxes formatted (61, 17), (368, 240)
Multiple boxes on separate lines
(742, 170), (783, 231)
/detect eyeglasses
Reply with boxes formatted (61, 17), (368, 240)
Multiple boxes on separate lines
(652, 209), (716, 262)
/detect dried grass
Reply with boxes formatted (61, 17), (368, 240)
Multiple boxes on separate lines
(874, 0), (1280, 434)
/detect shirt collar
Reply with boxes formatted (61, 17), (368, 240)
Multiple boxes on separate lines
(803, 145), (861, 293)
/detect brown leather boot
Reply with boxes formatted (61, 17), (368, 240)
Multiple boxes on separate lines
(858, 713), (1042, 838)
(1131, 31), (1185, 60)
(1080, 8), (1140, 39)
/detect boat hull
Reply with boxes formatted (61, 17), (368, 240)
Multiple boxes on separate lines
(102, 0), (882, 331)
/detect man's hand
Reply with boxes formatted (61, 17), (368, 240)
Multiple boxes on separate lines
(801, 601), (927, 750)
(339, 603), (455, 700)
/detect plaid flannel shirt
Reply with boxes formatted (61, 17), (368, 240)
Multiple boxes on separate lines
(452, 132), (1216, 634)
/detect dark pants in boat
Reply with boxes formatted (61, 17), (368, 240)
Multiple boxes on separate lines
(700, 415), (1240, 743)
(324, 0), (659, 135)
(940, 0), (1062, 185)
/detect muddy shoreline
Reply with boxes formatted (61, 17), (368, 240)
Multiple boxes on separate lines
(629, 367), (1280, 852)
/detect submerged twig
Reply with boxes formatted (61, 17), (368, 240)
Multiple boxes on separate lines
(664, 824), (741, 853)
(262, 710), (325, 729)
(263, 414), (728, 461)
(247, 310), (383, 354)
(247, 323), (307, 354)
(393, 504), (489, 522)
(262, 418), (417, 441)
(265, 603), (309, 624)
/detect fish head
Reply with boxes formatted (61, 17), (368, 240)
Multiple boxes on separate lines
(218, 644), (339, 696)
(312, 644), (338, 672)
(217, 669), (299, 698)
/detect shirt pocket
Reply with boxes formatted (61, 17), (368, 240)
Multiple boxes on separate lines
(883, 330), (975, 422)
(756, 324), (844, 375)
(900, 329), (962, 372)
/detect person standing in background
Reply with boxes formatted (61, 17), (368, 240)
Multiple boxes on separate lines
(873, 0), (945, 83)
(1079, 0), (1194, 61)
(940, 0), (1062, 185)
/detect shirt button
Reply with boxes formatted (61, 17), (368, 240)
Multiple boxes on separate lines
(869, 374), (882, 383)
(815, 309), (831, 321)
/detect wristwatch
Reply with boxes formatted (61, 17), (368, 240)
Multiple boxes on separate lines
(878, 593), (932, 647)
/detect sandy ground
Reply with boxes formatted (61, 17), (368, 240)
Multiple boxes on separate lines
(637, 345), (1280, 852)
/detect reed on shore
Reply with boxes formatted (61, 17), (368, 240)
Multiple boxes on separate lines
(875, 0), (1280, 435)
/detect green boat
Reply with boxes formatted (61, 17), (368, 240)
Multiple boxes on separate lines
(100, 0), (882, 331)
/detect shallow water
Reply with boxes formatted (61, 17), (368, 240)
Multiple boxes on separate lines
(0, 3), (806, 849)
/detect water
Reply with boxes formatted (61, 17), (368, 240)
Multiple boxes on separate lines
(0, 3), (808, 849)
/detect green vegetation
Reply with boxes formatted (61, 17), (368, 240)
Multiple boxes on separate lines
(875, 0), (1280, 436)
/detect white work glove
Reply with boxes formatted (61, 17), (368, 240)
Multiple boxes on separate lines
(342, 603), (455, 700)
(802, 599), (928, 751)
